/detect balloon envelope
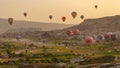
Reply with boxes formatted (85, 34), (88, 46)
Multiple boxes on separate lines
(62, 16), (66, 22)
(24, 12), (27, 17)
(71, 12), (77, 19)
(73, 29), (80, 35)
(85, 37), (94, 45)
(16, 34), (21, 40)
(111, 34), (117, 41)
(104, 33), (112, 41)
(97, 35), (104, 40)
(95, 5), (98, 8)
(80, 15), (84, 20)
(66, 29), (73, 36)
(49, 15), (53, 20)
(8, 18), (13, 25)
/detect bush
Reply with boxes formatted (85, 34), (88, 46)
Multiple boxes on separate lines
(92, 55), (115, 63)
(79, 55), (115, 65)
(40, 59), (51, 63)
(51, 57), (59, 63)
(18, 53), (25, 57)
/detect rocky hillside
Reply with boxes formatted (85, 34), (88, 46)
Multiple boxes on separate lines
(1, 15), (120, 41)
(69, 15), (120, 35)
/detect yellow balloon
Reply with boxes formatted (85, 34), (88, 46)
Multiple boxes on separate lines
(71, 12), (77, 19)
(8, 18), (13, 26)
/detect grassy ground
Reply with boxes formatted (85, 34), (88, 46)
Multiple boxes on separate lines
(0, 38), (120, 68)
(0, 65), (18, 68)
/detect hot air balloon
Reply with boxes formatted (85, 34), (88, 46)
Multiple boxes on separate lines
(24, 12), (27, 17)
(93, 34), (104, 42)
(85, 37), (94, 45)
(111, 34), (117, 41)
(49, 15), (53, 20)
(104, 34), (110, 42)
(16, 34), (21, 40)
(108, 32), (113, 38)
(97, 35), (104, 40)
(71, 12), (77, 19)
(95, 5), (98, 9)
(8, 18), (13, 26)
(80, 15), (84, 20)
(92, 35), (97, 40)
(92, 35), (99, 43)
(104, 33), (112, 42)
(73, 29), (80, 35)
(62, 16), (66, 22)
(66, 29), (73, 36)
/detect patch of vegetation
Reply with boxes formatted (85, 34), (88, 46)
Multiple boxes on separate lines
(80, 55), (115, 65)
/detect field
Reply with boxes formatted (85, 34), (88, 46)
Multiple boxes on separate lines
(0, 65), (17, 68)
(0, 38), (120, 68)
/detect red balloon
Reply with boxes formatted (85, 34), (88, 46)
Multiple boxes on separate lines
(108, 32), (113, 35)
(66, 29), (73, 36)
(105, 33), (112, 38)
(62, 16), (66, 22)
(104, 33), (114, 41)
(85, 37), (94, 45)
(73, 29), (80, 35)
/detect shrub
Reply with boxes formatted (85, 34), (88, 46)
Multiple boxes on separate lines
(79, 55), (115, 65)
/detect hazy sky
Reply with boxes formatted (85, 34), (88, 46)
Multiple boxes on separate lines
(0, 0), (120, 24)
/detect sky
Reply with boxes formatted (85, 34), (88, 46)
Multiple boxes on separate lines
(0, 0), (120, 24)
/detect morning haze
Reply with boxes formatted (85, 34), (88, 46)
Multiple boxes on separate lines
(1, 0), (120, 68)
(0, 0), (120, 24)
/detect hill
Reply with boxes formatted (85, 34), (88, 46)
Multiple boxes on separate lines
(69, 15), (120, 35)
(1, 15), (120, 41)
(0, 18), (73, 34)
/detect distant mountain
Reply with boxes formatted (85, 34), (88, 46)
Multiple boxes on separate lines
(0, 18), (73, 34)
(2, 15), (120, 41)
